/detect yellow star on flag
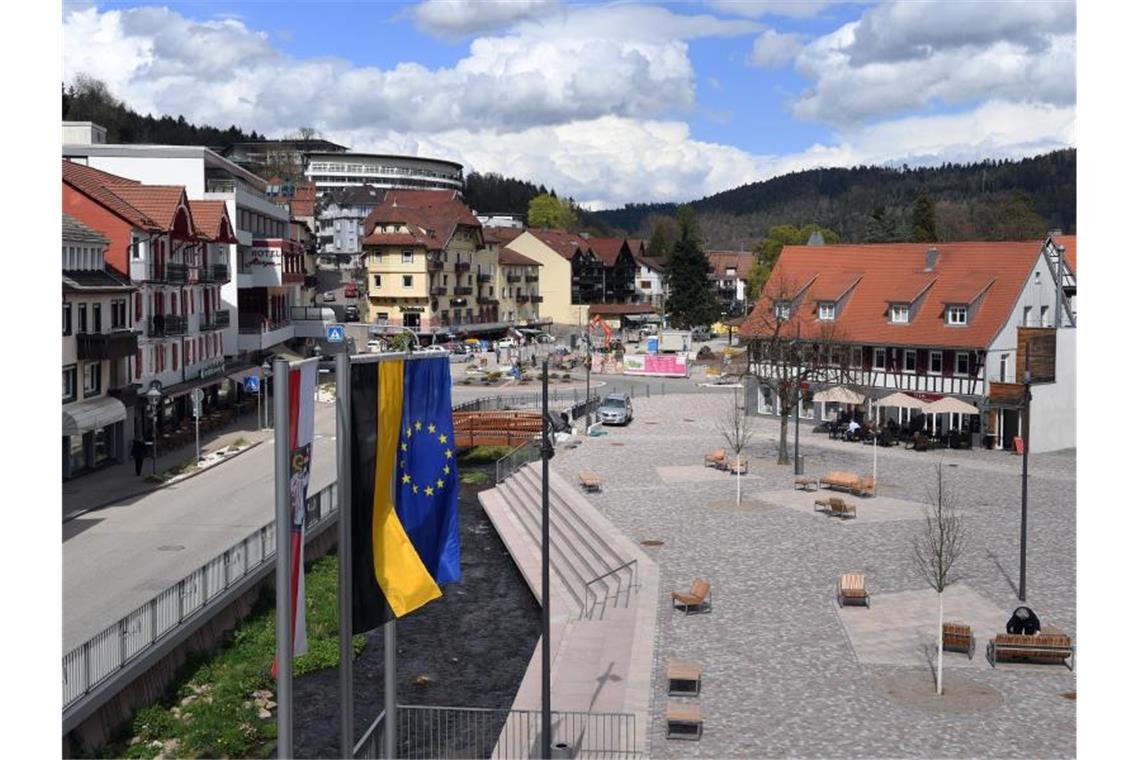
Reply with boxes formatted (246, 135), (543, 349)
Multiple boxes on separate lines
(438, 433), (448, 444)
(424, 486), (434, 497)
(428, 423), (436, 433)
(436, 478), (445, 489)
(444, 449), (453, 459)
(405, 427), (412, 438)
(443, 465), (450, 474)
(401, 442), (408, 452)
(402, 473), (411, 484)
(414, 420), (423, 431)
(411, 484), (419, 494)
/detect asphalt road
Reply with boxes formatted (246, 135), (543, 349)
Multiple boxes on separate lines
(62, 401), (338, 652)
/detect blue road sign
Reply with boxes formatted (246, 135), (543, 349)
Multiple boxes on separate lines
(244, 375), (260, 393)
(326, 325), (346, 343)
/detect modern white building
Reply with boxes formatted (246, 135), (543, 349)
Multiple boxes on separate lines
(304, 152), (463, 195)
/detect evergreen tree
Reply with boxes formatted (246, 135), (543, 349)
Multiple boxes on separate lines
(865, 206), (901, 242)
(664, 206), (720, 328)
(645, 215), (679, 257)
(910, 189), (938, 242)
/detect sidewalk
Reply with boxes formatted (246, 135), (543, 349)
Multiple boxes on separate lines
(61, 409), (276, 522)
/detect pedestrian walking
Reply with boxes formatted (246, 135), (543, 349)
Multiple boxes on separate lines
(495, 348), (501, 364)
(131, 438), (147, 476)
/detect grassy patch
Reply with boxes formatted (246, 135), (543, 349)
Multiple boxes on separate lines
(461, 470), (490, 485)
(459, 445), (515, 464)
(232, 437), (251, 448)
(108, 553), (364, 759)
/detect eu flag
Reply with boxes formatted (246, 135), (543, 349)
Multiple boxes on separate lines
(350, 355), (462, 634)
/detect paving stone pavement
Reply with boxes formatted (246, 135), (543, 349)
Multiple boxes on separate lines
(553, 395), (1075, 758)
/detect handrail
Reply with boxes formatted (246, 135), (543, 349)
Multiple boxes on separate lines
(583, 558), (639, 620)
(494, 439), (541, 484)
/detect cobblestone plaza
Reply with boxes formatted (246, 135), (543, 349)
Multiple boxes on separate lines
(551, 392), (1076, 758)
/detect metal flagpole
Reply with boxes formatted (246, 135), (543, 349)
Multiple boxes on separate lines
(336, 351), (354, 758)
(273, 358), (293, 759)
(384, 622), (396, 759)
(541, 358), (552, 759)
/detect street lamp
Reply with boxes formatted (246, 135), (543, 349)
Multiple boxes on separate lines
(793, 323), (803, 475)
(262, 359), (273, 429)
(146, 385), (162, 476)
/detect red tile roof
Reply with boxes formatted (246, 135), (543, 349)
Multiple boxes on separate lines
(740, 241), (1045, 349)
(498, 248), (542, 267)
(361, 190), (480, 251)
(483, 226), (526, 246)
(809, 271), (862, 302)
(522, 229), (586, 260)
(883, 273), (937, 303)
(706, 251), (754, 279)
(188, 200), (237, 243)
(360, 232), (423, 247)
(635, 255), (664, 273)
(585, 237), (628, 267)
(1054, 234), (1076, 275)
(628, 238), (647, 256)
(62, 160), (160, 231)
(588, 303), (658, 316)
(287, 182), (317, 218)
(105, 185), (193, 235)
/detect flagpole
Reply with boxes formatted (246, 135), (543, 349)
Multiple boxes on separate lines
(274, 358), (293, 759)
(541, 357), (552, 759)
(384, 622), (396, 759)
(336, 350), (354, 758)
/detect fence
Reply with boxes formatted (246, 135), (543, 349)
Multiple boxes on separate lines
(495, 439), (542, 484)
(62, 482), (339, 713)
(354, 705), (639, 759)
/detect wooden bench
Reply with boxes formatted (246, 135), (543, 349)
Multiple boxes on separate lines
(820, 471), (876, 497)
(578, 471), (603, 492)
(813, 496), (855, 518)
(666, 660), (702, 696)
(943, 622), (975, 659)
(703, 449), (727, 469)
(670, 579), (712, 615)
(665, 701), (703, 740)
(795, 475), (819, 491)
(837, 573), (870, 607)
(986, 628), (1074, 670)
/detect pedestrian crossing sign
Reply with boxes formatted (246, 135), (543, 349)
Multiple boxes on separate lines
(327, 325), (345, 343)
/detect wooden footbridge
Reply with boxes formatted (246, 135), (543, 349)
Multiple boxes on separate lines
(451, 410), (542, 449)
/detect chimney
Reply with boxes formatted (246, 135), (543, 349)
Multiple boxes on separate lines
(924, 246), (939, 271)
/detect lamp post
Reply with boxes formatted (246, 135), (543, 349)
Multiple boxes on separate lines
(261, 359), (273, 429)
(793, 323), (802, 475)
(1019, 367), (1032, 602)
(146, 385), (161, 476)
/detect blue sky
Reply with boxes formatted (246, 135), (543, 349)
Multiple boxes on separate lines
(62, 1), (1075, 208)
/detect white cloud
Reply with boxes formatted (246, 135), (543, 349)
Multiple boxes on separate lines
(705, 1), (843, 19)
(793, 0), (1076, 124)
(747, 29), (803, 68)
(412, 0), (560, 39)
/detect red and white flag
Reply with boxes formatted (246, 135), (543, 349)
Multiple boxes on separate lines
(273, 361), (317, 677)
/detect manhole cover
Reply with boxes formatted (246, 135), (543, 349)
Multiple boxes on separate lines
(641, 539), (665, 547)
(157, 545), (185, 552)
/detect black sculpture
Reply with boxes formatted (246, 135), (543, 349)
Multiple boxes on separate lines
(1005, 606), (1041, 635)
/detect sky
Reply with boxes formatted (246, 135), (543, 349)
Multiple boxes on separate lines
(61, 0), (1076, 210)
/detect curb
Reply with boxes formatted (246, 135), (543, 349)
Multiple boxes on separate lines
(62, 439), (268, 525)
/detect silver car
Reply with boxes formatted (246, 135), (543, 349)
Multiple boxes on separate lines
(598, 393), (633, 425)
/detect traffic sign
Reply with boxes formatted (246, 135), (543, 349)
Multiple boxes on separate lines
(192, 388), (204, 418)
(326, 324), (346, 343)
(244, 375), (260, 393)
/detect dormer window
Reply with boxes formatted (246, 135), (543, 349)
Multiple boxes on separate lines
(889, 304), (910, 324)
(818, 302), (836, 321)
(775, 302), (791, 320)
(947, 305), (968, 325)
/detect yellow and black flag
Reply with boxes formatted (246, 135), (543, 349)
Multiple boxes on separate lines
(350, 356), (462, 634)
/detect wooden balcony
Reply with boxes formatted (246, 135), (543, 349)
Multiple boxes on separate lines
(988, 382), (1026, 405)
(454, 261), (471, 273)
(430, 286), (448, 296)
(525, 274), (539, 283)
(76, 330), (138, 361)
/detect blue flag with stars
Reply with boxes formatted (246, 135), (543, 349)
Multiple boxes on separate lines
(395, 357), (462, 587)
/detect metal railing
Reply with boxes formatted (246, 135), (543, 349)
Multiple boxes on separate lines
(148, 314), (189, 337)
(354, 705), (639, 759)
(583, 559), (639, 620)
(495, 439), (542, 484)
(62, 482), (339, 712)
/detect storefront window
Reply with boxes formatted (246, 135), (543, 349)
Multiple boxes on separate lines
(70, 435), (85, 473)
(93, 426), (110, 465)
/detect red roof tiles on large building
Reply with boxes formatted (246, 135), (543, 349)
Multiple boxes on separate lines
(706, 251), (754, 279)
(740, 241), (1047, 349)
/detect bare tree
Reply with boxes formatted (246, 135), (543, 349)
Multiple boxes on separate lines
(746, 274), (849, 465)
(912, 463), (967, 695)
(718, 389), (755, 506)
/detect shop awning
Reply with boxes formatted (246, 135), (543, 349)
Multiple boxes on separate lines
(63, 396), (127, 436)
(924, 396), (980, 415)
(813, 386), (866, 405)
(876, 391), (929, 410)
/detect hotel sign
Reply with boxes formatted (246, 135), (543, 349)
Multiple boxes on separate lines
(246, 246), (281, 268)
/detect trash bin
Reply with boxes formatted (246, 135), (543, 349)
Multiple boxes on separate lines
(551, 741), (574, 759)
(795, 454), (805, 475)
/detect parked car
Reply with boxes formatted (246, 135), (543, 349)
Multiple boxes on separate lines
(366, 339), (382, 353)
(597, 393), (634, 426)
(343, 282), (358, 299)
(323, 291), (337, 302)
(691, 327), (712, 342)
(423, 345), (448, 354)
(343, 304), (360, 322)
(496, 338), (517, 349)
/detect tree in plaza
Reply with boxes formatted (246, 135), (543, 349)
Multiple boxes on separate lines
(912, 463), (967, 696)
(663, 206), (721, 328)
(747, 224), (839, 301)
(910, 188), (939, 242)
(527, 193), (578, 230)
(747, 274), (848, 465)
(718, 389), (756, 506)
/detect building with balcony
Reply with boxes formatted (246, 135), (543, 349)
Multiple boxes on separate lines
(62, 161), (239, 441)
(316, 184), (385, 260)
(223, 138), (350, 177)
(305, 152), (464, 196)
(236, 235), (304, 351)
(739, 236), (1076, 452)
(493, 246), (543, 325)
(706, 250), (754, 316)
(634, 255), (667, 309)
(63, 129), (292, 359)
(62, 214), (138, 479)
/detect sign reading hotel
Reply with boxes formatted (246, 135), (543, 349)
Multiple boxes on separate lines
(246, 245), (282, 268)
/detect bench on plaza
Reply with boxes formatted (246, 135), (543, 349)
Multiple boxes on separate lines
(986, 627), (1074, 670)
(727, 458), (748, 475)
(704, 449), (727, 469)
(670, 579), (712, 615)
(829, 497), (857, 519)
(795, 475), (819, 491)
(578, 471), (604, 492)
(943, 622), (976, 659)
(837, 573), (870, 607)
(665, 701), (703, 740)
(666, 660), (702, 696)
(821, 471), (876, 497)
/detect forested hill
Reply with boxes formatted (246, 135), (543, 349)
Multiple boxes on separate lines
(595, 150), (1076, 247)
(63, 76), (266, 150)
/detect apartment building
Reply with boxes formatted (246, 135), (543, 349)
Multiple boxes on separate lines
(633, 255), (667, 309)
(496, 247), (543, 324)
(706, 250), (754, 315)
(62, 214), (138, 479)
(317, 184), (385, 261)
